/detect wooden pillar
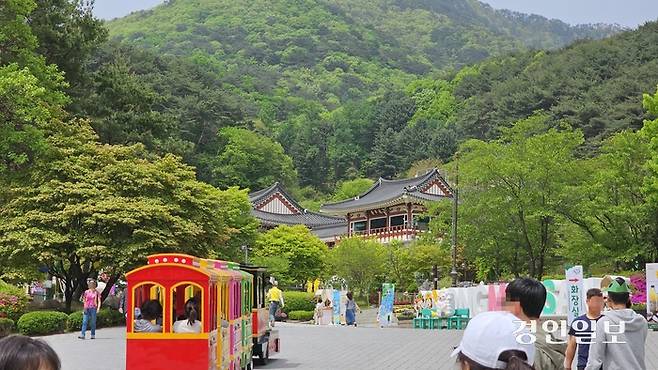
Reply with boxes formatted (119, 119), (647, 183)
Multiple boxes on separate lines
(385, 207), (390, 232)
(365, 210), (370, 235)
(346, 213), (351, 237)
(406, 203), (412, 229)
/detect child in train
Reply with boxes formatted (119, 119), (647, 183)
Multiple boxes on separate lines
(173, 297), (202, 333)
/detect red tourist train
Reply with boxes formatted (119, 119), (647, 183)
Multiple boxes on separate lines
(125, 253), (280, 370)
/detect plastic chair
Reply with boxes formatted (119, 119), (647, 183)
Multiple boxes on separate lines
(449, 308), (470, 329)
(420, 308), (433, 329)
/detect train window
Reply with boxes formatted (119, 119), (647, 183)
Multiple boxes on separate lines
(171, 282), (204, 333)
(131, 283), (165, 333)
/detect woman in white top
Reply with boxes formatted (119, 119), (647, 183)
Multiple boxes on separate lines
(173, 297), (202, 333)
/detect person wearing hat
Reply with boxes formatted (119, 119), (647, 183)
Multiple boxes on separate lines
(452, 311), (535, 370)
(584, 277), (647, 370)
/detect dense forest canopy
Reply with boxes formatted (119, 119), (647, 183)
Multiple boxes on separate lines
(107, 0), (620, 121)
(3, 0), (658, 286)
(102, 1), (656, 196)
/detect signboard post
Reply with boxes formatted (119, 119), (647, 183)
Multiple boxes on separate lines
(565, 265), (584, 324)
(646, 263), (658, 317)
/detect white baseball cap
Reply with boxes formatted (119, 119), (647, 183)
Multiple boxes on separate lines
(451, 311), (535, 369)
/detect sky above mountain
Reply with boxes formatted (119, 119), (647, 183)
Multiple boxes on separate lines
(94, 0), (658, 28)
(482, 0), (657, 27)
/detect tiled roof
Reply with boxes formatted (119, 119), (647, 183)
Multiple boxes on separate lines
(249, 182), (303, 213)
(320, 169), (452, 214)
(250, 209), (345, 228)
(249, 183), (347, 241)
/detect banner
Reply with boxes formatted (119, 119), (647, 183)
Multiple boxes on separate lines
(378, 283), (395, 327)
(565, 265), (585, 324)
(332, 289), (341, 325)
(646, 263), (658, 316)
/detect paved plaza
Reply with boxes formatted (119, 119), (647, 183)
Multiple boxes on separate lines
(43, 319), (658, 370)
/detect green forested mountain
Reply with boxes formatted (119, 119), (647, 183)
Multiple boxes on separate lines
(422, 21), (658, 147)
(107, 0), (618, 120)
(100, 0), (631, 192)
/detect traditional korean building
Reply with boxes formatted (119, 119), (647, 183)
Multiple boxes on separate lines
(319, 169), (453, 244)
(249, 183), (347, 246)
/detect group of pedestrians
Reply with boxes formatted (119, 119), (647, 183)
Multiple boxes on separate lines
(266, 281), (362, 327)
(452, 276), (648, 370)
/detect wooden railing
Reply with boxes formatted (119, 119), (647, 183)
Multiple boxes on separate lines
(346, 224), (419, 240)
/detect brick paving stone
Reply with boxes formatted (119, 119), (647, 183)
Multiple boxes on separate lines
(43, 323), (658, 370)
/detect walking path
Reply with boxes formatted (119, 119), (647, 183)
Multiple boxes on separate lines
(44, 319), (658, 370)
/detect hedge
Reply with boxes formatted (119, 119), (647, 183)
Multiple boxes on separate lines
(67, 309), (125, 331)
(287, 310), (314, 321)
(281, 291), (315, 314)
(0, 318), (14, 337)
(17, 311), (68, 336)
(0, 280), (29, 322)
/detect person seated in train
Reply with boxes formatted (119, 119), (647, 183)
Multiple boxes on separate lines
(134, 299), (163, 333)
(173, 297), (202, 333)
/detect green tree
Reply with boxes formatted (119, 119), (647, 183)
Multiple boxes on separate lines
(331, 178), (374, 201)
(207, 127), (298, 190)
(640, 87), (658, 258)
(0, 0), (68, 180)
(30, 0), (107, 88)
(254, 225), (328, 286)
(457, 114), (584, 279)
(0, 64), (67, 177)
(560, 130), (654, 267)
(0, 122), (257, 310)
(328, 238), (385, 297)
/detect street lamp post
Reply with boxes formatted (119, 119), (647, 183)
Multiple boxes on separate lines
(450, 156), (459, 287)
(241, 245), (249, 264)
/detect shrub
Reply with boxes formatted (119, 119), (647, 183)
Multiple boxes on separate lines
(0, 318), (14, 337)
(27, 299), (64, 312)
(17, 311), (68, 336)
(287, 310), (314, 321)
(67, 309), (125, 331)
(98, 309), (125, 327)
(281, 291), (315, 314)
(630, 273), (646, 305)
(67, 311), (84, 331)
(0, 281), (29, 321)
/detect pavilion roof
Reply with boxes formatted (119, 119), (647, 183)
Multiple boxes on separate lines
(319, 169), (453, 215)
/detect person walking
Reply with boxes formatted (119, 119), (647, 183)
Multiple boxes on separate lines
(504, 277), (566, 370)
(345, 292), (361, 326)
(565, 288), (604, 370)
(266, 280), (284, 327)
(78, 279), (101, 339)
(585, 277), (648, 370)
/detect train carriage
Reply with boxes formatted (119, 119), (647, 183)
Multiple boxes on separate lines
(126, 253), (279, 370)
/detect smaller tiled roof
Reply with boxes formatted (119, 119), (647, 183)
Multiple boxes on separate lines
(249, 182), (303, 213)
(249, 183), (347, 241)
(320, 169), (452, 214)
(250, 209), (345, 228)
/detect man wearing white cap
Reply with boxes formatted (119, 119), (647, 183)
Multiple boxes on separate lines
(452, 311), (535, 370)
